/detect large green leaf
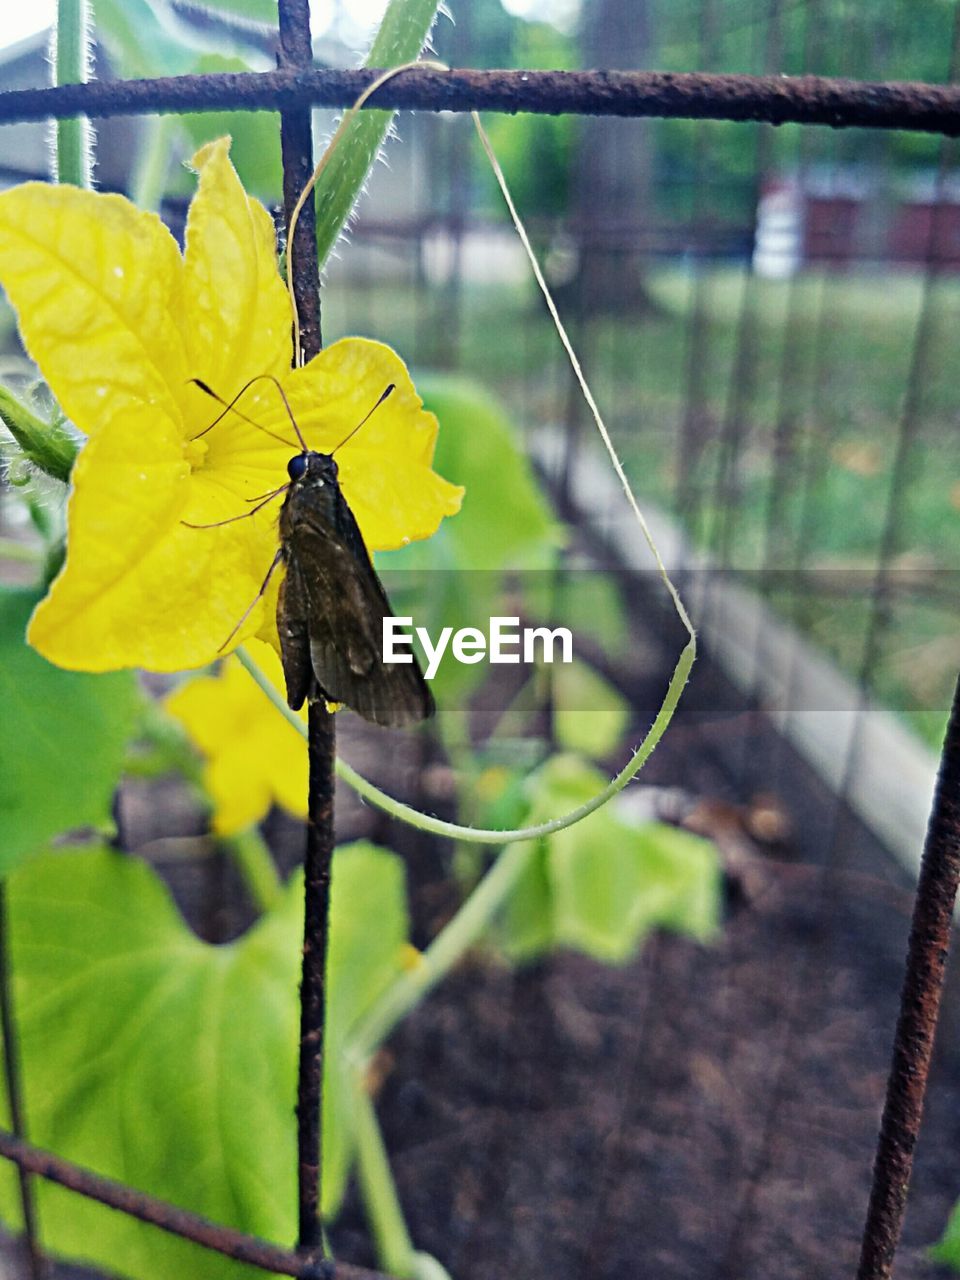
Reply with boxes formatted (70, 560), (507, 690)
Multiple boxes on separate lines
(497, 756), (721, 965)
(0, 588), (138, 874)
(416, 373), (564, 572)
(377, 375), (563, 704)
(95, 0), (273, 79)
(0, 841), (408, 1277)
(181, 0), (277, 22)
(931, 1202), (960, 1270)
(553, 660), (630, 761)
(93, 0), (199, 78)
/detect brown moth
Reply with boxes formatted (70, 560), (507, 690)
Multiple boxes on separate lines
(186, 376), (434, 727)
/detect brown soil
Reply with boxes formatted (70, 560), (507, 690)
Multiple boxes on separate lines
(326, 637), (960, 1280)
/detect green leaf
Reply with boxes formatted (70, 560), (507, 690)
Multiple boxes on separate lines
(554, 573), (628, 652)
(314, 0), (442, 268)
(0, 588), (138, 874)
(553, 660), (630, 761)
(496, 756), (720, 965)
(377, 375), (563, 704)
(931, 1200), (960, 1269)
(183, 0), (277, 22)
(92, 0), (198, 78)
(180, 55), (282, 201)
(416, 373), (564, 571)
(495, 839), (554, 963)
(95, 0), (271, 79)
(0, 841), (408, 1277)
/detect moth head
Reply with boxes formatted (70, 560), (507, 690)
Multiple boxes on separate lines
(287, 453), (308, 482)
(288, 451), (338, 485)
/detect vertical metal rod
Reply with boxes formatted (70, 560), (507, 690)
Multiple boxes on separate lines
(279, 0), (322, 359)
(673, 0), (718, 529)
(0, 885), (46, 1280)
(276, 0), (335, 1259)
(856, 675), (960, 1279)
(297, 702), (336, 1257)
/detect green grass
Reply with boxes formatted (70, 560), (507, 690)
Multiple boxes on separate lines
(324, 265), (960, 749)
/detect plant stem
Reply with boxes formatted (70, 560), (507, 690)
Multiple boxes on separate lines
(0, 387), (77, 485)
(225, 828), (283, 915)
(313, 0), (441, 269)
(238, 637), (696, 847)
(348, 841), (534, 1062)
(54, 0), (93, 188)
(352, 1071), (415, 1278)
(0, 886), (46, 1279)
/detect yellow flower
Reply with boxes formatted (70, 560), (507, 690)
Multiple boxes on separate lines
(0, 138), (463, 673)
(166, 639), (307, 834)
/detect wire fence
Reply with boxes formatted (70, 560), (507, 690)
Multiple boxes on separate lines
(1, 0), (960, 1277)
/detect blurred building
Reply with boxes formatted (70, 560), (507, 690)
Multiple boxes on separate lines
(754, 166), (960, 276)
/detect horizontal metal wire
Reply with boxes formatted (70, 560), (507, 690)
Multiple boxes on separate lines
(0, 66), (959, 133)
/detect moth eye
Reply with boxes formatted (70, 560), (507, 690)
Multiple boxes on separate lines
(287, 454), (308, 481)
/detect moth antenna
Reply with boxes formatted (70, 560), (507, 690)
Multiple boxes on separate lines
(189, 375), (305, 451)
(331, 383), (395, 457)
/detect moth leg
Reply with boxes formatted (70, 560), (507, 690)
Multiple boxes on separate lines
(182, 485), (289, 529)
(217, 548), (284, 653)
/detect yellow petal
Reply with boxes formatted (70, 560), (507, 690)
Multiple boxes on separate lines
(267, 338), (464, 550)
(206, 749), (275, 835)
(28, 408), (280, 672)
(0, 183), (189, 437)
(341, 450), (464, 551)
(182, 138), (293, 399)
(166, 639), (307, 835)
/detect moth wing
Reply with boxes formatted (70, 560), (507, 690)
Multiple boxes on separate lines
(290, 511), (435, 728)
(277, 562), (315, 712)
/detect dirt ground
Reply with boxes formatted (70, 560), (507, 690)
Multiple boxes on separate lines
(325, 638), (960, 1280)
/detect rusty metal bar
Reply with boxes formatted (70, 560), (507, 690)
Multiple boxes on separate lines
(0, 888), (45, 1279)
(0, 1127), (387, 1280)
(1, 67), (960, 133)
(856, 675), (960, 1279)
(274, 0), (335, 1263)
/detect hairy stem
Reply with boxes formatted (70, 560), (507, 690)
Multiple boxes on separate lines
(348, 841), (534, 1062)
(53, 0), (93, 188)
(352, 1071), (415, 1277)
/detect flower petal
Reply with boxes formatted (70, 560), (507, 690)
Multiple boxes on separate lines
(341, 451), (465, 551)
(28, 409), (279, 672)
(166, 640), (307, 835)
(0, 183), (189, 437)
(182, 138), (293, 400)
(261, 338), (464, 550)
(206, 749), (275, 835)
